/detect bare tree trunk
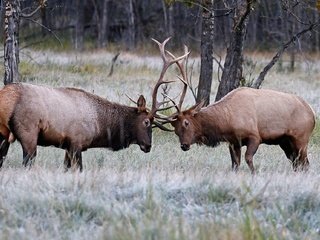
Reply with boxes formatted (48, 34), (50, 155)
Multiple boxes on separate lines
(97, 0), (108, 48)
(127, 0), (136, 49)
(168, 4), (174, 37)
(4, 0), (20, 85)
(215, 0), (254, 101)
(41, 6), (48, 37)
(315, 11), (320, 52)
(162, 1), (174, 37)
(0, 1), (5, 42)
(73, 0), (85, 51)
(196, 0), (214, 106)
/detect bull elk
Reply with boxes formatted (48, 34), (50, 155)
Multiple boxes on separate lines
(0, 47), (188, 171)
(154, 38), (316, 173)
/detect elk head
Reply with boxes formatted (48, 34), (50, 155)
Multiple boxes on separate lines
(149, 37), (190, 131)
(170, 101), (205, 151)
(127, 37), (190, 152)
(134, 94), (152, 153)
(152, 38), (206, 151)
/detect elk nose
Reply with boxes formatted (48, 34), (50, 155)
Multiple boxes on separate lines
(181, 144), (190, 151)
(140, 144), (151, 153)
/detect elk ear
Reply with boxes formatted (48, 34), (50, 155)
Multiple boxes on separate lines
(137, 95), (146, 112)
(189, 100), (205, 116)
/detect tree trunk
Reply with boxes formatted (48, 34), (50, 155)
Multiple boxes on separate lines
(196, 0), (214, 106)
(41, 5), (48, 37)
(168, 4), (174, 37)
(215, 0), (254, 101)
(97, 0), (108, 48)
(162, 1), (174, 37)
(73, 0), (85, 51)
(4, 0), (20, 85)
(127, 0), (136, 49)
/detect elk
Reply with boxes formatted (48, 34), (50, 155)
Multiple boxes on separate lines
(155, 39), (316, 173)
(0, 46), (188, 171)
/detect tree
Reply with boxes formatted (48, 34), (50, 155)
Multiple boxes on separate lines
(196, 0), (214, 106)
(3, 0), (47, 85)
(127, 0), (136, 49)
(73, 0), (85, 51)
(98, 0), (109, 48)
(215, 0), (255, 101)
(4, 0), (20, 85)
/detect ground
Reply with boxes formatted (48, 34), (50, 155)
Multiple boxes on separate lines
(0, 49), (319, 239)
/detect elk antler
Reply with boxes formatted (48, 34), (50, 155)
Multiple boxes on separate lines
(165, 44), (189, 112)
(150, 37), (190, 116)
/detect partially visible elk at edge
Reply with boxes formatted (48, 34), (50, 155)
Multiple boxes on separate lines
(0, 44), (188, 171)
(155, 38), (316, 174)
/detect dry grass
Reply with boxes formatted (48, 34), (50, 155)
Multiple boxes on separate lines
(0, 49), (320, 239)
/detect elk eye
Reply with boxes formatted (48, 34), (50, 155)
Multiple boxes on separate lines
(144, 119), (150, 127)
(183, 119), (189, 127)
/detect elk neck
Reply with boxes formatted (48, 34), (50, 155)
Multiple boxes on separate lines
(91, 100), (138, 150)
(194, 103), (231, 147)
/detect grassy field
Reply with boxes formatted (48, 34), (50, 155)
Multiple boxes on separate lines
(0, 49), (320, 239)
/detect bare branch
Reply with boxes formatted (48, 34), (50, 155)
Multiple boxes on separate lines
(24, 18), (62, 46)
(108, 52), (120, 77)
(252, 20), (320, 89)
(20, 0), (47, 18)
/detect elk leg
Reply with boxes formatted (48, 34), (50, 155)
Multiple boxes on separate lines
(64, 151), (72, 172)
(0, 135), (10, 168)
(229, 144), (241, 171)
(244, 138), (260, 174)
(22, 145), (37, 168)
(69, 150), (83, 172)
(279, 138), (295, 161)
(292, 140), (309, 172)
(20, 135), (38, 168)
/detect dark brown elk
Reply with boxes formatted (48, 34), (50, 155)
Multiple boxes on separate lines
(0, 46), (188, 171)
(156, 40), (316, 173)
(0, 84), (152, 171)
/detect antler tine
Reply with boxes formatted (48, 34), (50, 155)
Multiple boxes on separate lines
(151, 38), (190, 117)
(151, 37), (171, 64)
(152, 121), (174, 132)
(151, 37), (182, 114)
(161, 93), (180, 113)
(125, 93), (138, 104)
(165, 45), (190, 110)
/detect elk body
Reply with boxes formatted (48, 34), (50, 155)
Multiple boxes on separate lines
(0, 39), (188, 171)
(170, 87), (315, 173)
(151, 38), (315, 173)
(0, 83), (154, 171)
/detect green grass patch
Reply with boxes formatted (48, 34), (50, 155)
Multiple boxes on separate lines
(311, 118), (320, 145)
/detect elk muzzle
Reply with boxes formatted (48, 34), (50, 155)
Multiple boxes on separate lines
(140, 143), (151, 153)
(180, 143), (190, 151)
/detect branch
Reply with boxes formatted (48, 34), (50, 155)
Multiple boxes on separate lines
(20, 0), (47, 18)
(252, 20), (320, 89)
(234, 0), (255, 31)
(20, 5), (41, 18)
(108, 52), (120, 77)
(24, 18), (62, 46)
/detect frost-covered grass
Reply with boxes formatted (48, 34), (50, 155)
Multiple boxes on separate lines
(0, 49), (320, 239)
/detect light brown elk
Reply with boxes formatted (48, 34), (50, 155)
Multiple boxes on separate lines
(0, 47), (188, 171)
(155, 39), (316, 173)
